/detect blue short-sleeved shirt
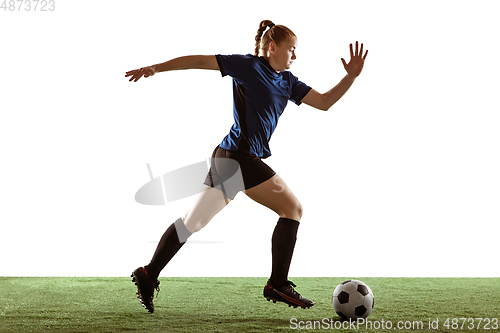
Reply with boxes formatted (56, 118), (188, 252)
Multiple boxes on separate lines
(216, 54), (311, 158)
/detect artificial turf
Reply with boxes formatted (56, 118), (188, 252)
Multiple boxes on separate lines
(0, 277), (498, 332)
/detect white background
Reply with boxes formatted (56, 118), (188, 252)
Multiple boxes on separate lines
(1, 0), (499, 277)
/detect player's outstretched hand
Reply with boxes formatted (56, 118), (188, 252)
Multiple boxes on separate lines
(125, 66), (156, 82)
(341, 41), (368, 78)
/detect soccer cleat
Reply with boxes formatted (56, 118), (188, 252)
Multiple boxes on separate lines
(263, 280), (314, 309)
(131, 267), (160, 313)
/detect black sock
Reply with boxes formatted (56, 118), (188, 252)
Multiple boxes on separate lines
(145, 218), (191, 280)
(270, 217), (300, 287)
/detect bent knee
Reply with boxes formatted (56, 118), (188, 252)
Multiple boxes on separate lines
(281, 200), (303, 221)
(183, 214), (211, 234)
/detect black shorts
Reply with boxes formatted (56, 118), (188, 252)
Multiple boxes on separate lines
(204, 146), (276, 200)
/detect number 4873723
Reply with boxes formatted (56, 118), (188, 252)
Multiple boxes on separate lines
(1, 0), (55, 11)
(443, 318), (499, 330)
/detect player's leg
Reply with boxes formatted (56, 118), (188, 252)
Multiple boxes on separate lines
(146, 186), (229, 278)
(244, 174), (302, 221)
(244, 174), (314, 308)
(132, 186), (230, 313)
(245, 174), (302, 286)
(183, 185), (230, 233)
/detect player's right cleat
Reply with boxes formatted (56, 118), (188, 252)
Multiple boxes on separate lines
(131, 267), (160, 313)
(263, 280), (314, 309)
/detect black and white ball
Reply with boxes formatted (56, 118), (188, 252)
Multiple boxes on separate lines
(332, 279), (374, 320)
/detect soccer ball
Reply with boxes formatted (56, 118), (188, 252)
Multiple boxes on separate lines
(332, 279), (374, 320)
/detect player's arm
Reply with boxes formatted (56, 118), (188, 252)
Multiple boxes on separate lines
(302, 41), (368, 111)
(302, 76), (356, 111)
(126, 55), (219, 82)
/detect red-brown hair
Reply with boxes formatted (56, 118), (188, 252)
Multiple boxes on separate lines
(254, 20), (296, 56)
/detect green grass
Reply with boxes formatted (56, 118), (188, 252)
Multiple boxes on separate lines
(0, 277), (499, 332)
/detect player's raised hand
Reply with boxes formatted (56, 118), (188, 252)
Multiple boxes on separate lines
(125, 66), (156, 82)
(341, 41), (368, 78)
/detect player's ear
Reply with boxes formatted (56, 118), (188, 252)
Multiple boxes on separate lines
(269, 41), (277, 54)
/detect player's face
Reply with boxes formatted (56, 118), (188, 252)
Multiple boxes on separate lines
(272, 38), (297, 71)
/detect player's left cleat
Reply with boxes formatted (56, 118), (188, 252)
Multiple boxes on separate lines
(131, 267), (160, 313)
(263, 280), (314, 309)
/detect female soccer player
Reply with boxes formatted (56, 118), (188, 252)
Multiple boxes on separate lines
(126, 20), (368, 313)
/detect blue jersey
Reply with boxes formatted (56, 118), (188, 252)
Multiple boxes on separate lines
(216, 54), (311, 158)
